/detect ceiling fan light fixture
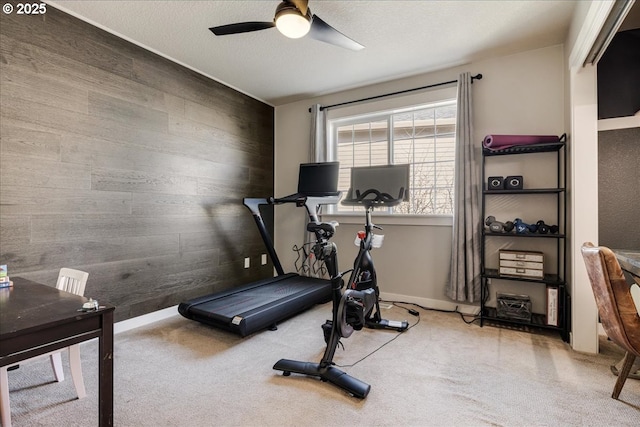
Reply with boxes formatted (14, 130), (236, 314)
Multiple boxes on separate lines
(275, 4), (311, 39)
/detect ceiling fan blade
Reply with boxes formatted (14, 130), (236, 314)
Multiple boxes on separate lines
(209, 22), (275, 36)
(308, 15), (364, 51)
(290, 0), (309, 16)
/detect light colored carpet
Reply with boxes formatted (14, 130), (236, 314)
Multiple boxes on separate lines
(5, 303), (640, 426)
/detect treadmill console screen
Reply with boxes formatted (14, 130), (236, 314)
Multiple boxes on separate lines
(297, 162), (340, 196)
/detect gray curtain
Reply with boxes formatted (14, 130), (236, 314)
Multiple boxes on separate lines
(309, 104), (326, 162)
(447, 72), (481, 302)
(299, 104), (327, 277)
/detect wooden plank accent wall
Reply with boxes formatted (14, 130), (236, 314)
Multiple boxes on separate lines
(0, 5), (275, 322)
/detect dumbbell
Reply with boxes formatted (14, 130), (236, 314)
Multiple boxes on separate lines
(536, 220), (550, 234)
(503, 221), (514, 233)
(485, 216), (505, 233)
(513, 218), (537, 234)
(535, 220), (559, 234)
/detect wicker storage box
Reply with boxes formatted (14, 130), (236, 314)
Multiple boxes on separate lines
(496, 293), (532, 321)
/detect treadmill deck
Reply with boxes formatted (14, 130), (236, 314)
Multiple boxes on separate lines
(178, 273), (331, 337)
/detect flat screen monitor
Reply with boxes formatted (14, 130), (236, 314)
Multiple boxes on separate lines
(348, 164), (410, 202)
(297, 162), (340, 196)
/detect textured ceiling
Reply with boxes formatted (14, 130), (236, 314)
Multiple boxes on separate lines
(48, 1), (578, 106)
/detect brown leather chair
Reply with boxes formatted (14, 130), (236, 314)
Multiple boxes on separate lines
(581, 242), (640, 399)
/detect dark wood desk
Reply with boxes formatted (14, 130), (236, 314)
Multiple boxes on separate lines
(0, 277), (115, 426)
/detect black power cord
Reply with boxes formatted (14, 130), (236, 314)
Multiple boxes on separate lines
(388, 300), (481, 325)
(334, 307), (420, 369)
(333, 299), (481, 369)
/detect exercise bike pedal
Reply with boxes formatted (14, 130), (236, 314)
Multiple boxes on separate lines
(322, 320), (333, 343)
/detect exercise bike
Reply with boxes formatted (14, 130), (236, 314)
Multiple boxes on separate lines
(273, 166), (410, 398)
(342, 188), (409, 332)
(273, 217), (377, 398)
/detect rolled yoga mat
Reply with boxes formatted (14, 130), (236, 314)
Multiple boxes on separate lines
(482, 134), (560, 150)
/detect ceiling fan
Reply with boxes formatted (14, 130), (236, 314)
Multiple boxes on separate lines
(209, 0), (364, 51)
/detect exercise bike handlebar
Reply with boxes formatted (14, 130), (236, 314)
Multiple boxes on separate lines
(341, 187), (405, 208)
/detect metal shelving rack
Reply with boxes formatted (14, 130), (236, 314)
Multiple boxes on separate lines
(479, 137), (569, 342)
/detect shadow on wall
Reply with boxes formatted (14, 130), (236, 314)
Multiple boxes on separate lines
(202, 199), (274, 274)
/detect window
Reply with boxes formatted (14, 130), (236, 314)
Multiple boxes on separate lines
(328, 100), (457, 215)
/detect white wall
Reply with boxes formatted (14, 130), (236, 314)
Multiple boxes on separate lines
(567, 64), (599, 353)
(563, 0), (617, 354)
(274, 45), (566, 314)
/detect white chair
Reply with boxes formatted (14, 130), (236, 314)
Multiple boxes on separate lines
(0, 268), (89, 427)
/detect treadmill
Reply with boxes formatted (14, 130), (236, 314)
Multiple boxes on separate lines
(178, 162), (341, 337)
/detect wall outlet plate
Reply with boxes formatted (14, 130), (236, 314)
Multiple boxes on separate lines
(244, 257), (250, 269)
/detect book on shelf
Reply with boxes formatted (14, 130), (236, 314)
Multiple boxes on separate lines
(546, 286), (559, 326)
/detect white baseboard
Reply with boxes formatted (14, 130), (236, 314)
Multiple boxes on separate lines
(112, 293), (480, 336)
(379, 291), (480, 315)
(114, 305), (180, 334)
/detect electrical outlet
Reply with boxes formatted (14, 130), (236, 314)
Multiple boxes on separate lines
(261, 254), (267, 265)
(244, 257), (250, 269)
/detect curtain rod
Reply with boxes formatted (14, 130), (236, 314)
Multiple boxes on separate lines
(310, 73), (482, 112)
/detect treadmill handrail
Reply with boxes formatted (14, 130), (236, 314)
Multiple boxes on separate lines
(303, 195), (341, 223)
(243, 197), (285, 276)
(243, 194), (342, 277)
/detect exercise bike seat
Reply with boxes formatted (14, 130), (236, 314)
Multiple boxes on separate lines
(307, 221), (338, 238)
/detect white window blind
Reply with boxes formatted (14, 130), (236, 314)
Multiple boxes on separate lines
(329, 99), (457, 215)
